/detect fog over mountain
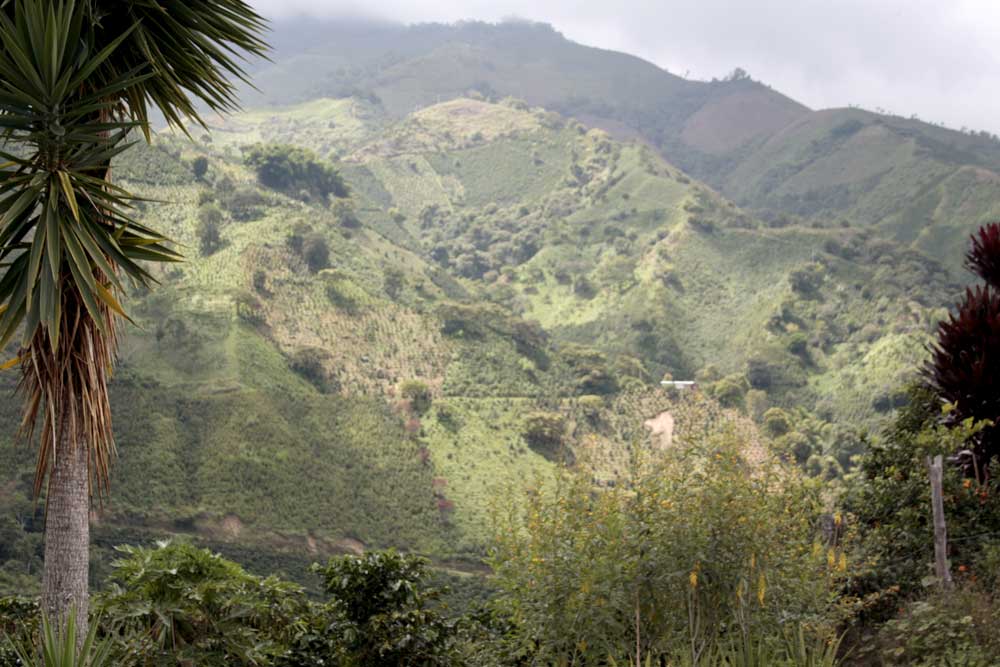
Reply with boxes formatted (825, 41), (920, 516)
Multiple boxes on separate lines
(250, 0), (1000, 135)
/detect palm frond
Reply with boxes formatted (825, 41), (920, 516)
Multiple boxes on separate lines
(80, 0), (270, 134)
(0, 0), (246, 498)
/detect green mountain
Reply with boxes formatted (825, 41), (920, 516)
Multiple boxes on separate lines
(0, 19), (975, 592)
(244, 19), (1000, 275)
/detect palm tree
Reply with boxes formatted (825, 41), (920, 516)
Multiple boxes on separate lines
(0, 0), (267, 633)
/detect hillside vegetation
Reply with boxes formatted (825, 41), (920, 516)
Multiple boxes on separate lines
(244, 19), (1000, 275)
(0, 88), (961, 593)
(4, 15), (1000, 667)
(0, 20), (985, 610)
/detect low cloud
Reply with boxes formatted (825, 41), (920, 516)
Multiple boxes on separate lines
(250, 0), (1000, 134)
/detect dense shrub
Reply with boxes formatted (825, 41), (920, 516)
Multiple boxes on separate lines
(234, 291), (265, 326)
(191, 155), (209, 180)
(746, 356), (774, 389)
(383, 267), (405, 299)
(400, 380), (433, 415)
(0, 544), (468, 667)
(0, 596), (38, 665)
(436, 303), (547, 362)
(491, 421), (844, 665)
(332, 199), (361, 228)
(562, 345), (618, 395)
(786, 331), (809, 357)
(289, 347), (333, 392)
(845, 386), (1000, 620)
(875, 585), (1000, 666)
(711, 374), (747, 408)
(311, 551), (459, 666)
(789, 262), (825, 295)
(97, 542), (307, 665)
(302, 233), (330, 272)
(521, 411), (565, 458)
(252, 269), (268, 294)
(221, 186), (267, 222)
(285, 222), (310, 255)
(243, 143), (348, 203)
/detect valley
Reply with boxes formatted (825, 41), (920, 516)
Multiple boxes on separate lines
(0, 15), (998, 664)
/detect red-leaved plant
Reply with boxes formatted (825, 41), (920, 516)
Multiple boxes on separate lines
(925, 223), (1000, 475)
(968, 222), (1000, 288)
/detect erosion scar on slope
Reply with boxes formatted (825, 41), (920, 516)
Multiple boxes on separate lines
(643, 411), (675, 450)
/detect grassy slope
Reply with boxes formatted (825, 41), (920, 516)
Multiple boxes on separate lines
(717, 109), (1000, 272)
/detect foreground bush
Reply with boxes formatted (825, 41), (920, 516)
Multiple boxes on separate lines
(82, 542), (460, 666)
(875, 583), (1000, 667)
(311, 551), (459, 665)
(491, 424), (847, 665)
(846, 387), (1000, 620)
(96, 542), (307, 665)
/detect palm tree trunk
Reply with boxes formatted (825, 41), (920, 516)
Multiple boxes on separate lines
(41, 402), (90, 638)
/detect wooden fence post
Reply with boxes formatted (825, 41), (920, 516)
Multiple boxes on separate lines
(927, 455), (953, 589)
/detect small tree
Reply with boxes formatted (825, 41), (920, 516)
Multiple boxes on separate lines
(333, 199), (360, 228)
(384, 267), (405, 299)
(523, 412), (565, 457)
(311, 551), (456, 665)
(789, 262), (824, 295)
(289, 347), (331, 392)
(302, 233), (330, 273)
(191, 156), (209, 180)
(400, 380), (432, 415)
(196, 205), (224, 256)
(763, 407), (793, 437)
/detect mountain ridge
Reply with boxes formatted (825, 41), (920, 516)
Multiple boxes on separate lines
(240, 18), (1000, 276)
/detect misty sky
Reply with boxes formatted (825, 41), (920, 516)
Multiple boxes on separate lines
(249, 0), (1000, 135)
